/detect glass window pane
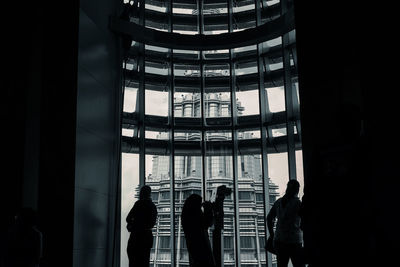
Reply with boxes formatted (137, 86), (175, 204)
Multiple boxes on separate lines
(205, 130), (236, 266)
(174, 63), (201, 128)
(296, 150), (305, 199)
(267, 152), (289, 199)
(174, 130), (202, 266)
(146, 90), (169, 116)
(146, 148), (172, 266)
(236, 90), (260, 117)
(266, 86), (286, 113)
(123, 87), (138, 113)
(204, 64), (231, 126)
(120, 5), (303, 266)
(237, 129), (266, 266)
(121, 153), (139, 267)
(203, 2), (228, 35)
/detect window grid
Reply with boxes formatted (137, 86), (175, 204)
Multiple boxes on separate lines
(120, 0), (302, 267)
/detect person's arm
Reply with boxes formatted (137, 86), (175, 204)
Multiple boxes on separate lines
(266, 204), (277, 237)
(202, 201), (214, 228)
(299, 198), (305, 231)
(126, 203), (137, 224)
(150, 202), (158, 228)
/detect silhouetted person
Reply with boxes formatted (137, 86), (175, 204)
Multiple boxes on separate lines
(4, 208), (43, 267)
(126, 185), (157, 267)
(181, 194), (215, 267)
(211, 185), (231, 267)
(267, 180), (304, 267)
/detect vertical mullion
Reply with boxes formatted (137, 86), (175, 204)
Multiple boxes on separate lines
(198, 0), (206, 201)
(167, 0), (176, 265)
(138, 0), (145, 186)
(255, 0), (273, 266)
(281, 0), (296, 180)
(201, 59), (206, 202)
(289, 39), (302, 141)
(228, 0), (241, 267)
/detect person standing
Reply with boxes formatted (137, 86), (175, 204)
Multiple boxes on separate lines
(126, 185), (157, 267)
(267, 180), (305, 267)
(181, 194), (215, 267)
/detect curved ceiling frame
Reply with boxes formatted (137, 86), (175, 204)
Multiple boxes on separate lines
(110, 8), (294, 50)
(142, 3), (281, 32)
(117, 2), (300, 156)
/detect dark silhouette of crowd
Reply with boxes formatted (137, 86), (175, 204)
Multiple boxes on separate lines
(127, 182), (307, 267)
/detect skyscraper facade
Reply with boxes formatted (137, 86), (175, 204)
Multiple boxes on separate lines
(145, 95), (280, 267)
(120, 1), (302, 266)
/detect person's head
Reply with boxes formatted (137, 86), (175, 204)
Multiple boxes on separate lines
(182, 194), (202, 226)
(183, 194), (202, 210)
(285, 179), (300, 197)
(139, 185), (151, 200)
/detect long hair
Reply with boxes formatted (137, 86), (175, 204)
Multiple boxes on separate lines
(181, 194), (202, 229)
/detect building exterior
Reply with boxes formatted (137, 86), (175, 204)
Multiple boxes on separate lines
(144, 94), (280, 267)
(120, 1), (303, 266)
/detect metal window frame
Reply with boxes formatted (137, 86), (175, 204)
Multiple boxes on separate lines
(255, 1), (273, 266)
(228, 0), (241, 266)
(123, 1), (301, 267)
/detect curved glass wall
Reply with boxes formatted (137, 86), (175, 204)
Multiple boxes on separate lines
(120, 0), (303, 266)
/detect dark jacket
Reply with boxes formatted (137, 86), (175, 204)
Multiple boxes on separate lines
(126, 198), (157, 234)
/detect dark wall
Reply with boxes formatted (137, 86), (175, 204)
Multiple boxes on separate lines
(2, 1), (123, 266)
(73, 0), (123, 266)
(295, 1), (396, 266)
(2, 2), (79, 267)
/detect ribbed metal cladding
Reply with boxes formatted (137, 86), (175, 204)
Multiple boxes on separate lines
(119, 0), (302, 266)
